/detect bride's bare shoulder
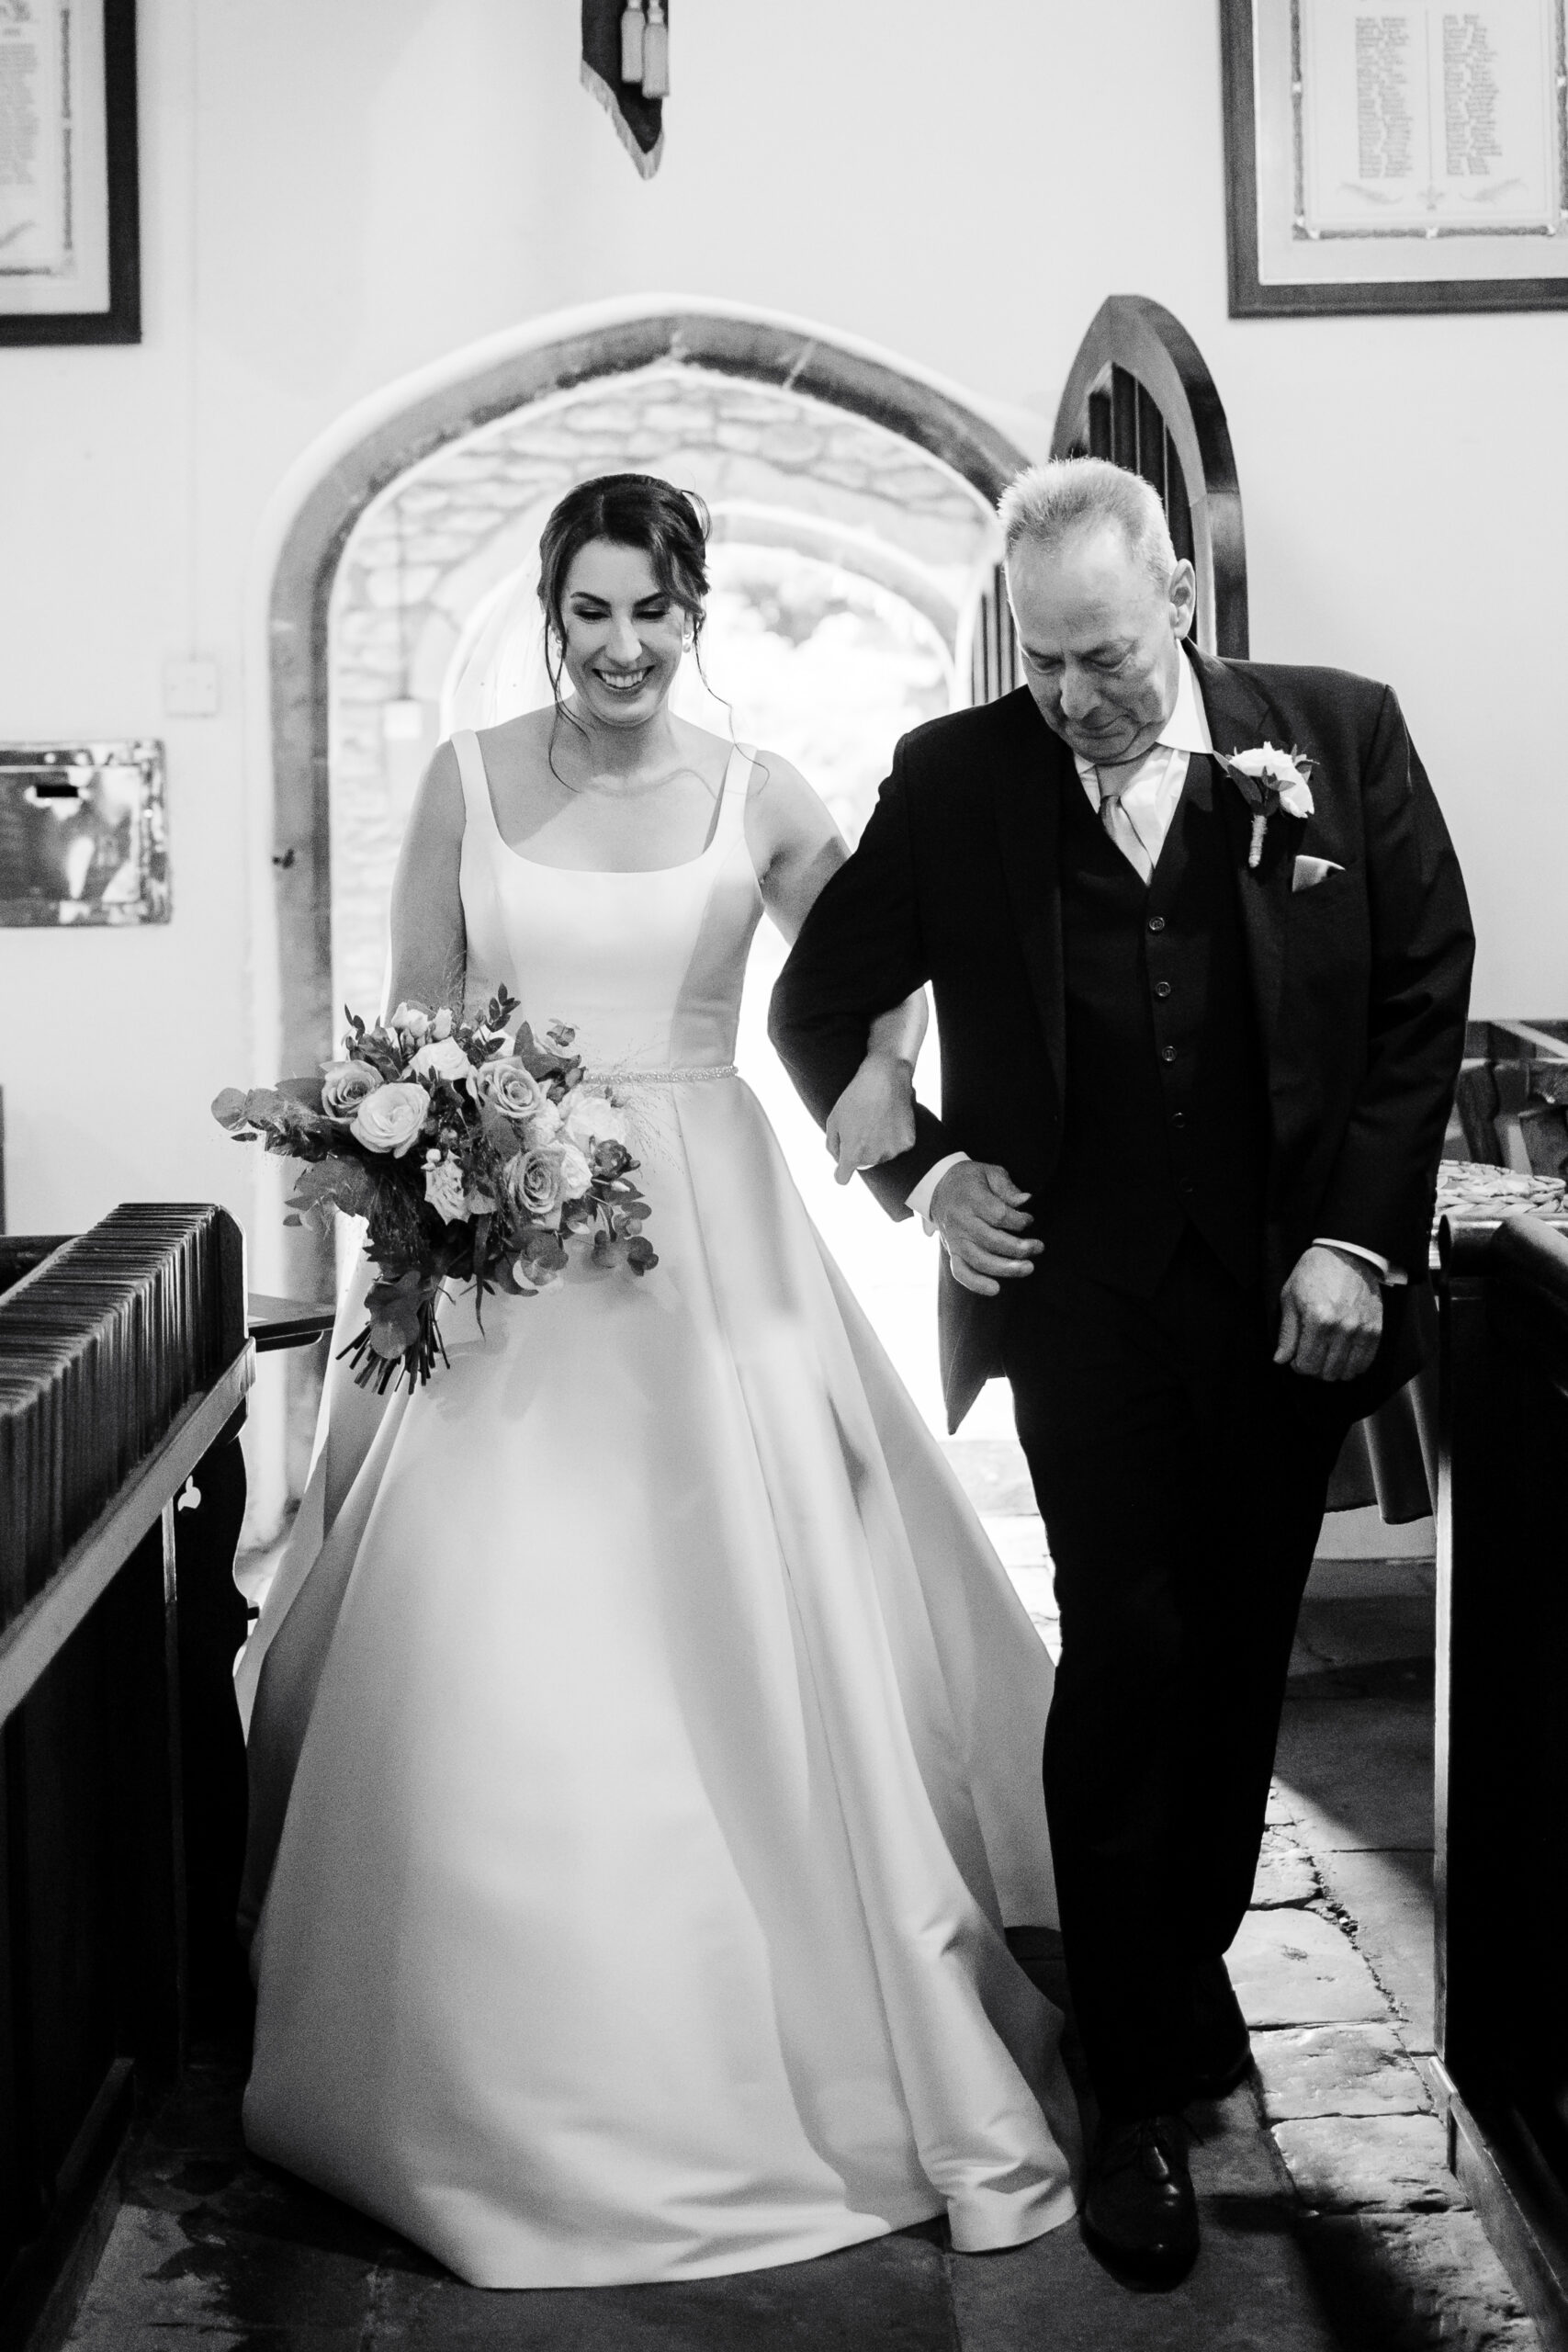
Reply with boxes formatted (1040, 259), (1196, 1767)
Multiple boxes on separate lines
(741, 742), (820, 813)
(666, 714), (742, 788)
(478, 707), (560, 759)
(738, 745), (839, 871)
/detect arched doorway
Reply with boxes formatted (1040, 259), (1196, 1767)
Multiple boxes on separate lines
(323, 356), (1001, 1030)
(270, 302), (1034, 1086)
(265, 301), (1037, 1477)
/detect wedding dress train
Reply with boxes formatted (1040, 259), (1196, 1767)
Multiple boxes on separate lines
(238, 731), (1080, 2288)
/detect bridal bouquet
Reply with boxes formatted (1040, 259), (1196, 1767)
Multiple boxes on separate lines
(212, 989), (657, 1391)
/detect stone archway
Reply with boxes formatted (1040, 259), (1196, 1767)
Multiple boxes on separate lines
(263, 304), (1033, 1485)
(269, 302), (1032, 1088)
(325, 359), (1002, 1028)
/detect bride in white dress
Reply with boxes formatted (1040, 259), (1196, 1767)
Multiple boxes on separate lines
(239, 473), (1081, 2289)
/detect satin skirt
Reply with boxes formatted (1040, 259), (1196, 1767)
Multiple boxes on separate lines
(239, 1073), (1080, 2288)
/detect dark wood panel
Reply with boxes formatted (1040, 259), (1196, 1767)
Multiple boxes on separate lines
(174, 1425), (252, 2034)
(0, 1208), (251, 2348)
(1051, 296), (1249, 657)
(1111, 365), (1137, 476)
(1135, 382), (1167, 501)
(17, 1612), (123, 2191)
(968, 564), (1023, 708)
(1437, 1214), (1568, 2347)
(0, 1720), (32, 2290)
(1166, 428), (1195, 566)
(0, 1529), (181, 2349)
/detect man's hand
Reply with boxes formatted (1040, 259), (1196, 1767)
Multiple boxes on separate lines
(930, 1161), (1041, 1296)
(1274, 1245), (1383, 1382)
(825, 1056), (918, 1184)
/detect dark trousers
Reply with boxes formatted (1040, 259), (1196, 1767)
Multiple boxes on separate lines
(1000, 1228), (1378, 2120)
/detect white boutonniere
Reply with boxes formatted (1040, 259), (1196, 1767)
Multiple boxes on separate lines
(1216, 743), (1316, 870)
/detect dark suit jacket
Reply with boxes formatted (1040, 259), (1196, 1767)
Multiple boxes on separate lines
(769, 647), (1475, 1430)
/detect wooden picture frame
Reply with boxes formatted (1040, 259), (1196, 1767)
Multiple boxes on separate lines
(1222, 0), (1568, 315)
(0, 0), (140, 345)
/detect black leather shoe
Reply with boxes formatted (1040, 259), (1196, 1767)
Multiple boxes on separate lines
(1081, 2114), (1198, 2288)
(1190, 1955), (1252, 2101)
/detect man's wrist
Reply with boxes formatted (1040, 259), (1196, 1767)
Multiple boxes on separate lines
(1312, 1237), (1406, 1288)
(908, 1151), (970, 1233)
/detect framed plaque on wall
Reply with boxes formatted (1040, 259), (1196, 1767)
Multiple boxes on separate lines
(1222, 0), (1568, 313)
(0, 742), (167, 924)
(0, 0), (139, 345)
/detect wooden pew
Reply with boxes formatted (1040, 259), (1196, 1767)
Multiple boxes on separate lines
(1452, 1018), (1568, 1184)
(1436, 1209), (1568, 2351)
(1329, 1017), (1568, 1530)
(0, 1207), (254, 2352)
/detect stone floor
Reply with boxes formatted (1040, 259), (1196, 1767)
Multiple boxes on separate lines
(66, 1536), (1541, 2350)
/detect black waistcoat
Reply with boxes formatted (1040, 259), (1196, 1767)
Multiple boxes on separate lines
(1032, 756), (1269, 1297)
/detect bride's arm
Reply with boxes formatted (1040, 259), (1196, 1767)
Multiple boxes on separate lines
(750, 752), (924, 1182)
(826, 993), (928, 1186)
(384, 741), (468, 1015)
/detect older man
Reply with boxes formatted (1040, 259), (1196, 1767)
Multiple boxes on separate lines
(770, 458), (1472, 2288)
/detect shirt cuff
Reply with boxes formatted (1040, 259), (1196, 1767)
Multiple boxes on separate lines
(908, 1152), (970, 1234)
(1313, 1237), (1407, 1288)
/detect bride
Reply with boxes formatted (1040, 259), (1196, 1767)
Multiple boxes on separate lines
(238, 471), (1081, 2290)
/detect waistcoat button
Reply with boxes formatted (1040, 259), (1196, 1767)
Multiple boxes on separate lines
(1155, 980), (1172, 999)
(1147, 915), (1166, 933)
(1160, 1045), (1178, 1063)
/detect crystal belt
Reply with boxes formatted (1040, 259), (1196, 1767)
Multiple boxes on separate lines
(583, 1064), (737, 1085)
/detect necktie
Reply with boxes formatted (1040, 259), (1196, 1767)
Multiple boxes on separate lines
(1098, 773), (1156, 886)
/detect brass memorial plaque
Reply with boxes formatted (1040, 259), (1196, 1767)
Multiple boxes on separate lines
(0, 741), (168, 926)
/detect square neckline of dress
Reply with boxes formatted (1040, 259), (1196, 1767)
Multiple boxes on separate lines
(460, 731), (753, 880)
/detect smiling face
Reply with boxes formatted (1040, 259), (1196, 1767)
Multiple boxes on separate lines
(555, 537), (694, 728)
(1009, 521), (1196, 767)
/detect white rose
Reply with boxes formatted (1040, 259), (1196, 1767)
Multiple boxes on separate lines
(473, 1057), (547, 1125)
(320, 1058), (383, 1126)
(503, 1147), (564, 1227)
(556, 1141), (593, 1200)
(561, 1091), (633, 1152)
(1226, 743), (1314, 819)
(422, 1151), (467, 1224)
(350, 1081), (430, 1157)
(389, 1001), (430, 1040)
(523, 1098), (562, 1147)
(409, 1035), (475, 1090)
(431, 1007), (454, 1040)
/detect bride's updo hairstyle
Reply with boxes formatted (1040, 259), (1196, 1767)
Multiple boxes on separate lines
(536, 472), (711, 714)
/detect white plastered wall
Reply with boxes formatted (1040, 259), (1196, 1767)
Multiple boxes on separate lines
(0, 0), (1559, 1238)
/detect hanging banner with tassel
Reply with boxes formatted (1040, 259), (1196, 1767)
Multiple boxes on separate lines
(581, 0), (668, 180)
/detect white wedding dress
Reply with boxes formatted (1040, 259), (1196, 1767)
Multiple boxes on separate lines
(238, 730), (1080, 2289)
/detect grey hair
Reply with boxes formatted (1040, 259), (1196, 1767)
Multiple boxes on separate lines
(998, 458), (1177, 594)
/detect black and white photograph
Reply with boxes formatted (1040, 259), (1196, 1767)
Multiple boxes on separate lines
(0, 7), (1564, 2350)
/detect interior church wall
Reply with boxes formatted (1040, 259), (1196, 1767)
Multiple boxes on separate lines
(0, 0), (1560, 1250)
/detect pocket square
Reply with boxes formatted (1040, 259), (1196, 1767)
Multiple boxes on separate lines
(1292, 855), (1344, 894)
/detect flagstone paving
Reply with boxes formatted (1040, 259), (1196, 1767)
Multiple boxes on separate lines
(1254, 2023), (1431, 2120)
(63, 1556), (1542, 2350)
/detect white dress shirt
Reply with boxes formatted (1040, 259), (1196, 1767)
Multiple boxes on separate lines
(904, 650), (1399, 1284)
